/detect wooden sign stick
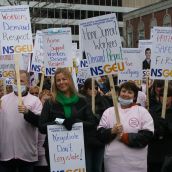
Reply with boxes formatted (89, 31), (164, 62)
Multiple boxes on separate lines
(92, 78), (95, 114)
(39, 72), (44, 94)
(146, 75), (150, 111)
(3, 79), (6, 95)
(14, 54), (22, 106)
(108, 75), (120, 123)
(161, 80), (168, 119)
(51, 76), (54, 92)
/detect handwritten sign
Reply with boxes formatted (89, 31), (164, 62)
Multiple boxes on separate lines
(118, 48), (142, 82)
(151, 27), (172, 80)
(47, 123), (86, 172)
(0, 5), (33, 55)
(79, 13), (123, 77)
(43, 28), (73, 76)
(31, 30), (44, 73)
(77, 59), (91, 85)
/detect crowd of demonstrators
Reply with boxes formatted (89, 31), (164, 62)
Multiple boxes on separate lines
(97, 81), (154, 172)
(1, 68), (172, 172)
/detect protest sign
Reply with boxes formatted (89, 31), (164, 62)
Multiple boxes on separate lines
(77, 59), (91, 85)
(47, 123), (86, 172)
(0, 54), (30, 78)
(43, 28), (73, 76)
(138, 40), (152, 78)
(118, 48), (142, 84)
(151, 27), (172, 80)
(0, 5), (33, 105)
(79, 13), (123, 77)
(31, 30), (44, 73)
(0, 5), (33, 55)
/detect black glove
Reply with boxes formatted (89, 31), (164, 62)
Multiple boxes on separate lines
(155, 117), (167, 138)
(62, 117), (76, 131)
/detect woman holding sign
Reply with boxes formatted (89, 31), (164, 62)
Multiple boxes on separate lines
(39, 68), (95, 172)
(97, 81), (154, 172)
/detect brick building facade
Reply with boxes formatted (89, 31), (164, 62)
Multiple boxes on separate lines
(123, 0), (172, 48)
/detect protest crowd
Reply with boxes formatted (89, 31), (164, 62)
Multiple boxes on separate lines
(0, 4), (172, 172)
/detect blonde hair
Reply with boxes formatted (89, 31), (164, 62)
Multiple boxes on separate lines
(52, 68), (77, 101)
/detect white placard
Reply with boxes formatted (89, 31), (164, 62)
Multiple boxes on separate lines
(43, 28), (73, 76)
(0, 54), (30, 79)
(138, 40), (152, 78)
(151, 27), (172, 80)
(0, 5), (33, 55)
(118, 48), (142, 83)
(79, 13), (124, 77)
(31, 30), (44, 73)
(77, 59), (91, 85)
(47, 123), (86, 172)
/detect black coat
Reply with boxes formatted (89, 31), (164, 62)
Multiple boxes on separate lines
(143, 59), (151, 70)
(39, 96), (102, 149)
(148, 104), (172, 163)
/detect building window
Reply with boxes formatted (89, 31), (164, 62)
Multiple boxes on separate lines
(100, 1), (105, 5)
(75, 25), (79, 35)
(88, 11), (93, 18)
(75, 10), (80, 19)
(55, 9), (60, 18)
(61, 0), (67, 3)
(81, 0), (86, 4)
(81, 11), (86, 19)
(150, 17), (157, 28)
(127, 24), (133, 48)
(48, 9), (55, 18)
(68, 10), (74, 19)
(62, 9), (68, 19)
(117, 12), (123, 21)
(87, 0), (93, 5)
(100, 11), (105, 16)
(94, 0), (99, 5)
(112, 0), (121, 6)
(138, 20), (145, 40)
(163, 14), (171, 26)
(40, 8), (48, 18)
(94, 11), (99, 17)
(106, 0), (111, 6)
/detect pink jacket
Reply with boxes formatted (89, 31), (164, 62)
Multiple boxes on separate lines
(98, 104), (154, 172)
(0, 92), (42, 162)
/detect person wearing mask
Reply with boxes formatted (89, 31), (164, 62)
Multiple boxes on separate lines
(39, 68), (95, 172)
(148, 82), (172, 172)
(0, 70), (42, 172)
(98, 81), (154, 172)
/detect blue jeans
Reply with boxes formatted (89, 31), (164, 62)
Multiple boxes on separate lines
(0, 159), (35, 172)
(85, 147), (104, 172)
